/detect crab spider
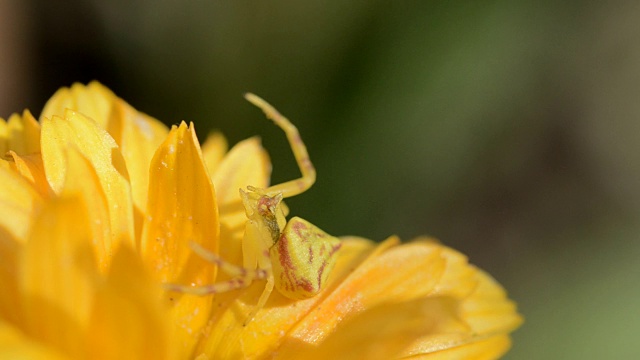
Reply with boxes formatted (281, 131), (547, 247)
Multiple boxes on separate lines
(166, 94), (342, 323)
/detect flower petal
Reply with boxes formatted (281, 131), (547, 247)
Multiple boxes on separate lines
(198, 237), (389, 358)
(285, 298), (463, 360)
(141, 121), (219, 281)
(0, 321), (67, 360)
(6, 152), (51, 197)
(140, 122), (218, 356)
(19, 196), (96, 358)
(87, 246), (176, 360)
(41, 110), (135, 251)
(213, 137), (270, 227)
(0, 164), (43, 241)
(0, 164), (37, 326)
(40, 81), (116, 128)
(106, 98), (169, 226)
(201, 131), (228, 175)
(273, 238), (447, 352)
(459, 267), (523, 335)
(403, 335), (512, 360)
(400, 247), (523, 358)
(0, 232), (20, 325)
(212, 137), (270, 267)
(60, 148), (112, 271)
(0, 110), (40, 156)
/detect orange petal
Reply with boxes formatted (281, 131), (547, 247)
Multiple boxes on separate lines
(19, 196), (96, 358)
(141, 121), (219, 281)
(140, 122), (218, 355)
(41, 110), (135, 250)
(39, 81), (116, 128)
(285, 298), (463, 360)
(0, 232), (20, 325)
(198, 237), (386, 358)
(281, 238), (447, 346)
(87, 246), (176, 360)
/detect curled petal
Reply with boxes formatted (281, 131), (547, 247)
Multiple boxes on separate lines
(400, 247), (524, 358)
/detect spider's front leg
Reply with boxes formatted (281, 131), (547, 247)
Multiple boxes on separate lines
(163, 242), (268, 296)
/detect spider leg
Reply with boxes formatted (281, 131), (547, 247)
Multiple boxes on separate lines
(163, 242), (268, 295)
(164, 277), (251, 296)
(189, 241), (267, 279)
(244, 93), (316, 199)
(243, 273), (275, 326)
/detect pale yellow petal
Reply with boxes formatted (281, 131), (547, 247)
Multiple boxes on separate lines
(201, 131), (228, 175)
(106, 98), (169, 225)
(41, 111), (135, 251)
(39, 81), (116, 128)
(60, 148), (112, 271)
(19, 196), (96, 358)
(400, 246), (523, 358)
(459, 267), (522, 336)
(0, 110), (40, 156)
(141, 122), (218, 356)
(7, 152), (51, 197)
(214, 137), (270, 229)
(428, 240), (481, 299)
(87, 246), (176, 360)
(0, 165), (43, 241)
(0, 321), (68, 360)
(212, 137), (270, 268)
(0, 161), (36, 324)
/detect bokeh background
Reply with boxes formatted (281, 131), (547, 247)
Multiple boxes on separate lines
(3, 1), (640, 358)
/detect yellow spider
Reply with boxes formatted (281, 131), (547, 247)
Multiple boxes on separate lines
(167, 94), (341, 322)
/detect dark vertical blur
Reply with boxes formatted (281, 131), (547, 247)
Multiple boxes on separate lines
(3, 1), (640, 358)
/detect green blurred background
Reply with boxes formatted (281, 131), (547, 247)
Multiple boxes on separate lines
(3, 1), (640, 358)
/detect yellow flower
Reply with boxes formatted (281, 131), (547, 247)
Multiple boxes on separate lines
(0, 82), (522, 359)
